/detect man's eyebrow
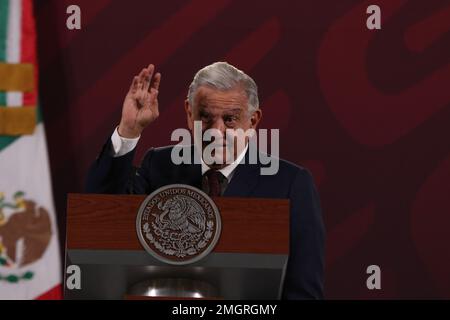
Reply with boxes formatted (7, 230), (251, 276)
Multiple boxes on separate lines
(198, 108), (210, 116)
(197, 104), (209, 110)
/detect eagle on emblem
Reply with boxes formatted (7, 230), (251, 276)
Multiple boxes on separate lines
(155, 195), (206, 234)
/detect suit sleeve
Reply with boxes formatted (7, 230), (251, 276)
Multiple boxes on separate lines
(84, 137), (153, 194)
(282, 168), (326, 300)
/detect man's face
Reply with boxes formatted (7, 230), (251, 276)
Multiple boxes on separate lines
(185, 85), (262, 168)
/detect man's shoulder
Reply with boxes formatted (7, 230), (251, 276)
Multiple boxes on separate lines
(259, 152), (312, 178)
(251, 152), (317, 198)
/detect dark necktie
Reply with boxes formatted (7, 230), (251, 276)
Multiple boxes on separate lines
(203, 169), (226, 197)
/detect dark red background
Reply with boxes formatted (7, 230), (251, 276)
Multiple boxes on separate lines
(34, 0), (450, 298)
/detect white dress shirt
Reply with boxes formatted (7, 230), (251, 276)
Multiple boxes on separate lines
(111, 127), (140, 157)
(200, 145), (248, 182)
(111, 127), (248, 182)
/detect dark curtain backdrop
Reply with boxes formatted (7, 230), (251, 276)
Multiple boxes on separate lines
(34, 0), (450, 298)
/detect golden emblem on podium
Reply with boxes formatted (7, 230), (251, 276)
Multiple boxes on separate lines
(136, 184), (221, 265)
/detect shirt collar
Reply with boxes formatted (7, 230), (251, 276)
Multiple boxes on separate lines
(201, 144), (249, 181)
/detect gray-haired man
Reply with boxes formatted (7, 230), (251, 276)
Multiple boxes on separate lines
(86, 62), (325, 299)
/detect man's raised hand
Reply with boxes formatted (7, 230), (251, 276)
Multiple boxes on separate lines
(118, 64), (161, 138)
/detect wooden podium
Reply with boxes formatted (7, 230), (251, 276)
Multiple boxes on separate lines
(64, 193), (290, 299)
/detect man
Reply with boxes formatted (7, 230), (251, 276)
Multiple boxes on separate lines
(85, 62), (325, 299)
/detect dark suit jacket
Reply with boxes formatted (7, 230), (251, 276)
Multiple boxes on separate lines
(85, 137), (325, 299)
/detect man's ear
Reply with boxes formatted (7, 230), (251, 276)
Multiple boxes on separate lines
(250, 108), (262, 129)
(184, 99), (194, 131)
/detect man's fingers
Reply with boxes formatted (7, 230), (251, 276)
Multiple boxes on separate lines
(130, 76), (139, 93)
(133, 64), (157, 100)
(142, 71), (151, 92)
(141, 64), (155, 92)
(150, 87), (159, 98)
(148, 88), (158, 106)
(149, 88), (159, 114)
(137, 68), (147, 89)
(151, 72), (161, 92)
(147, 64), (155, 77)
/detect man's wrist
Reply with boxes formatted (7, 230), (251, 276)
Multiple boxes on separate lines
(111, 126), (140, 157)
(117, 123), (142, 139)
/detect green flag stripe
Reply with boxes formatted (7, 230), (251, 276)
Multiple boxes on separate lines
(0, 134), (17, 152)
(0, 0), (9, 107)
(0, 0), (8, 61)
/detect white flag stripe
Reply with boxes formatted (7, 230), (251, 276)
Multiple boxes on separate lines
(6, 0), (21, 62)
(7, 92), (23, 107)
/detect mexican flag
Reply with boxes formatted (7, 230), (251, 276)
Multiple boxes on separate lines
(0, 0), (61, 299)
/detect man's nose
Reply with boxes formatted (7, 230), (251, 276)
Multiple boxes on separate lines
(209, 118), (226, 136)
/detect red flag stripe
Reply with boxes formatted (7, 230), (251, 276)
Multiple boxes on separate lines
(36, 283), (63, 300)
(21, 0), (37, 107)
